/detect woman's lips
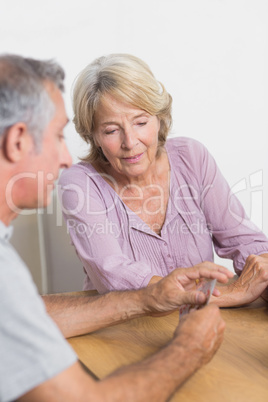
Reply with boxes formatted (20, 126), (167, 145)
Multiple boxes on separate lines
(122, 152), (144, 163)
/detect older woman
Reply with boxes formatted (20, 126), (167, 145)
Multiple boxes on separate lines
(59, 54), (268, 305)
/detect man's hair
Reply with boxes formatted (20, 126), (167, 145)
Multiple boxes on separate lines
(72, 53), (172, 165)
(0, 54), (65, 148)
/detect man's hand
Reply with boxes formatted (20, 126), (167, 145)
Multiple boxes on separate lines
(44, 262), (232, 338)
(145, 261), (233, 315)
(211, 254), (268, 307)
(173, 304), (225, 368)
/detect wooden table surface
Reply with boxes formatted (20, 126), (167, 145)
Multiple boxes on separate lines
(68, 295), (268, 401)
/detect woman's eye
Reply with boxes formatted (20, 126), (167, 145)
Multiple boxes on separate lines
(137, 121), (147, 126)
(105, 129), (117, 134)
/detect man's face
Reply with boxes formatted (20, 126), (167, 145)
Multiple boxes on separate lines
(11, 83), (72, 210)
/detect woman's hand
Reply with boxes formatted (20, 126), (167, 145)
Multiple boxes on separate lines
(211, 254), (268, 307)
(146, 261), (233, 315)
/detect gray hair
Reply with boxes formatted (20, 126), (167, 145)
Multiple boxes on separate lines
(0, 54), (65, 148)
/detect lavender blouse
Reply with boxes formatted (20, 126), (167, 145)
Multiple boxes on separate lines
(59, 137), (268, 293)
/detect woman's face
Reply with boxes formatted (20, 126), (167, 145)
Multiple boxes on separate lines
(93, 95), (160, 181)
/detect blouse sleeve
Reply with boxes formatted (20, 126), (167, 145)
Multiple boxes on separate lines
(189, 139), (268, 274)
(58, 166), (153, 293)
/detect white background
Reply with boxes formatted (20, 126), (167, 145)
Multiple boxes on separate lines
(1, 0), (268, 291)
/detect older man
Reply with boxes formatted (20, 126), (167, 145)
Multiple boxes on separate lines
(0, 54), (232, 402)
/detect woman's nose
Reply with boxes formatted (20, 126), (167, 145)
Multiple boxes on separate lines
(121, 128), (137, 150)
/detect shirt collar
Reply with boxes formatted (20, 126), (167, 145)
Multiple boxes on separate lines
(0, 220), (13, 241)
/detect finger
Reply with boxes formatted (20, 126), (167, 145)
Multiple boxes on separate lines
(242, 256), (252, 274)
(196, 265), (234, 281)
(181, 290), (207, 305)
(197, 263), (233, 278)
(212, 288), (221, 297)
(216, 267), (234, 278)
(196, 303), (220, 316)
(198, 270), (233, 283)
(178, 265), (233, 283)
(196, 261), (233, 275)
(178, 304), (221, 329)
(184, 304), (223, 329)
(242, 254), (263, 275)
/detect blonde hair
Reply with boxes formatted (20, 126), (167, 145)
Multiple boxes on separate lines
(72, 54), (172, 164)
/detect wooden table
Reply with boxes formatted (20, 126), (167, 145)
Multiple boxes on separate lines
(68, 296), (268, 401)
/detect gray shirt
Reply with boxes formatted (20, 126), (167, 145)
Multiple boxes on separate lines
(0, 221), (77, 402)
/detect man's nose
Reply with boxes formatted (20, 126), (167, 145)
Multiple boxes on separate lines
(61, 141), (72, 168)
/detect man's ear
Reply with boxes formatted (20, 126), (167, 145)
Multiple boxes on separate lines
(3, 123), (34, 162)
